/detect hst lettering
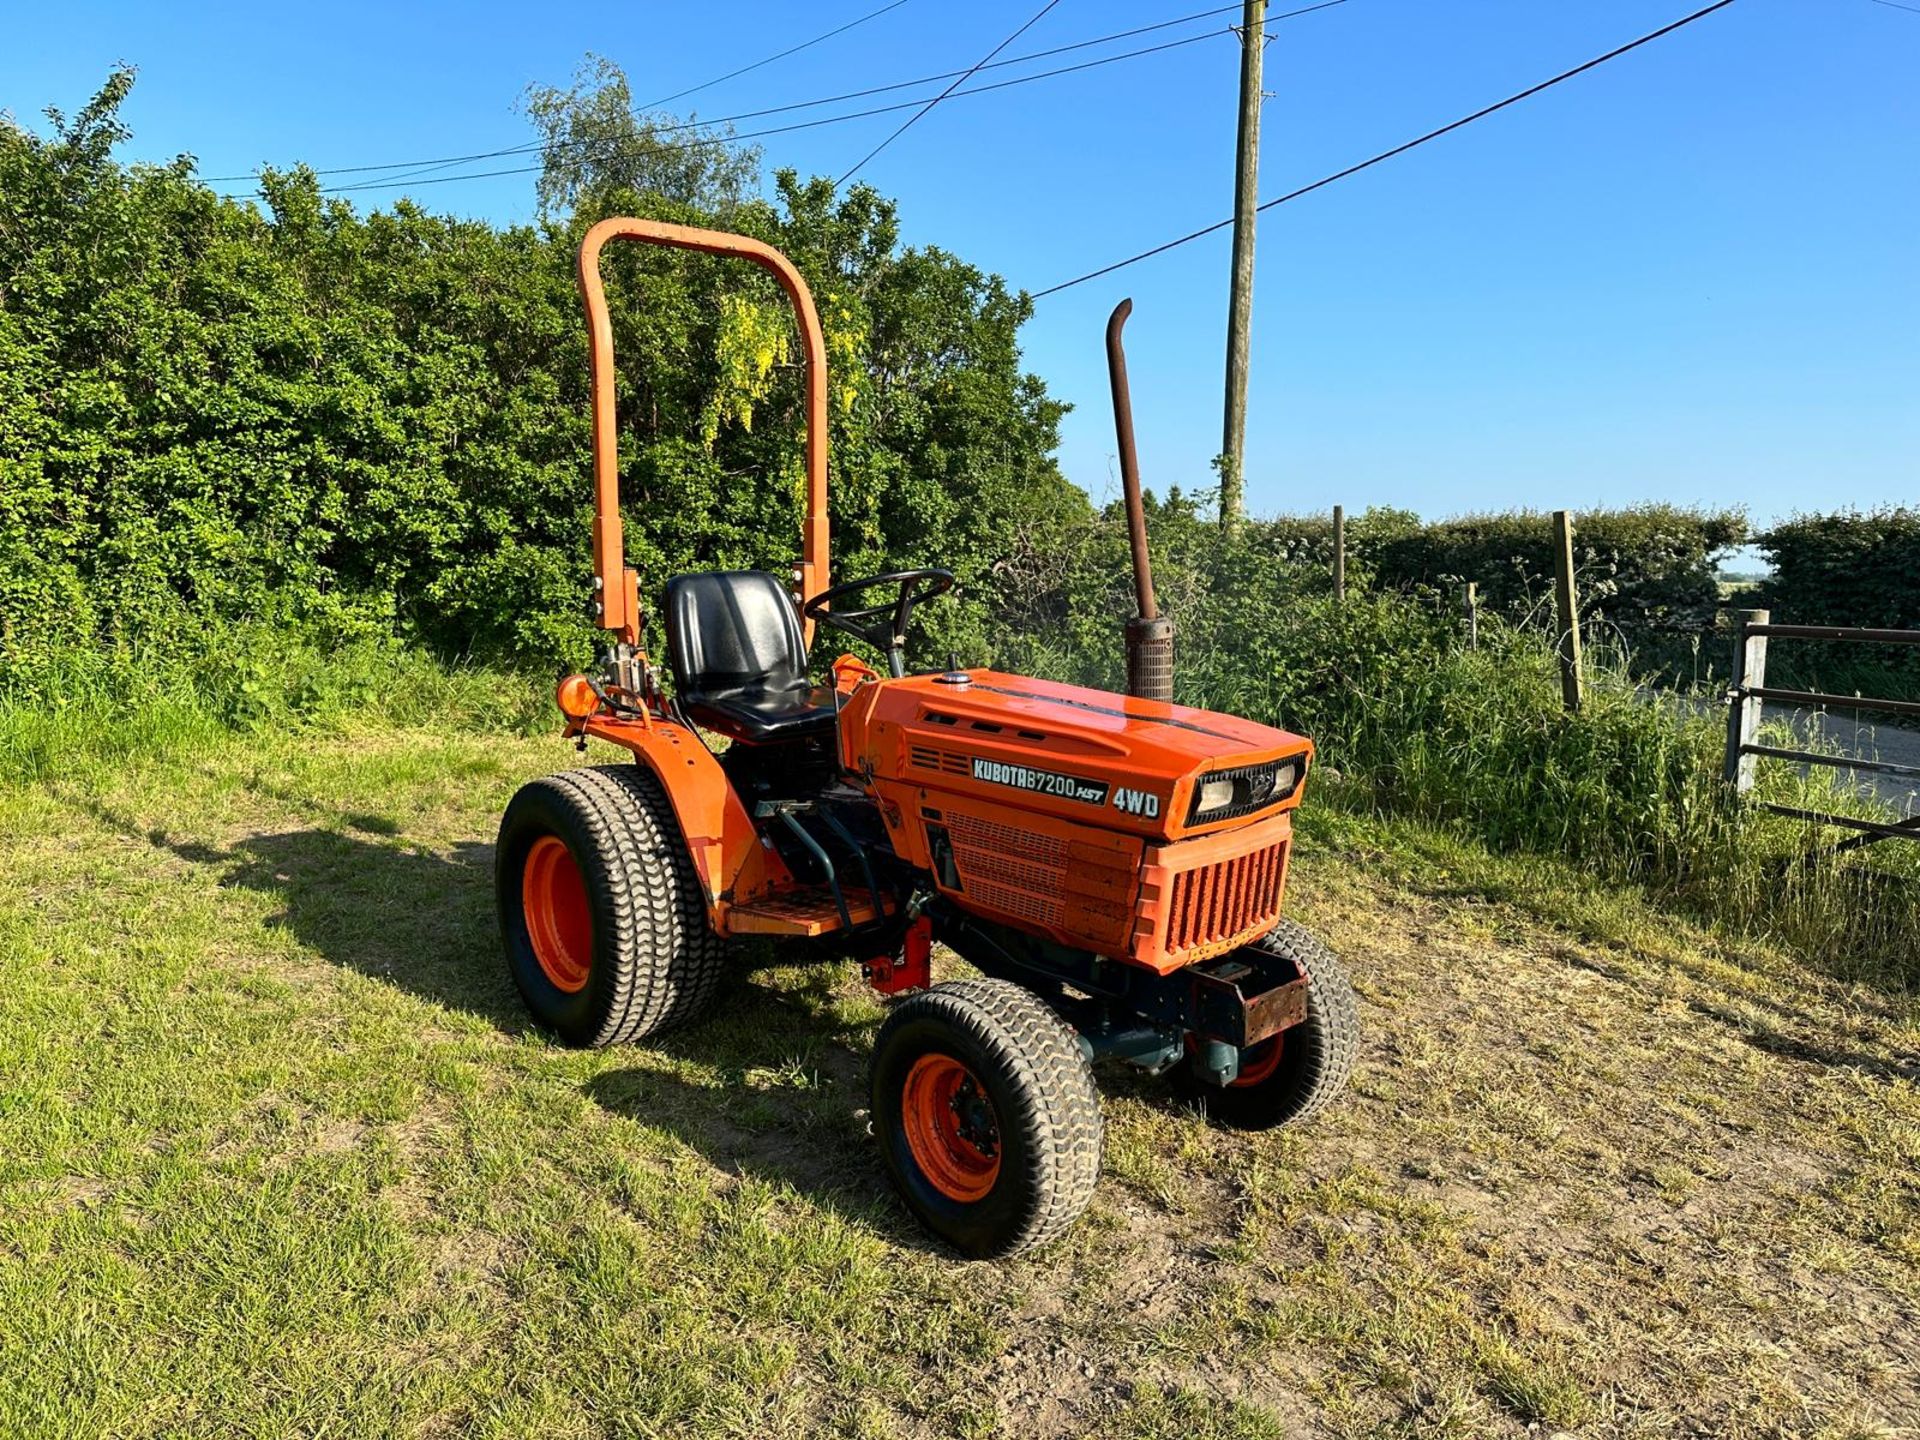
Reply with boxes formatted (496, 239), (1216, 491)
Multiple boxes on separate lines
(1111, 787), (1161, 819)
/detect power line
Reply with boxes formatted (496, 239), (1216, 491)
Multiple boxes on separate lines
(201, 3), (1280, 185)
(1868, 0), (1920, 14)
(1031, 0), (1741, 298)
(308, 28), (1243, 197)
(217, 1), (1351, 202)
(644, 0), (917, 109)
(654, 2), (1273, 134)
(837, 0), (1065, 185)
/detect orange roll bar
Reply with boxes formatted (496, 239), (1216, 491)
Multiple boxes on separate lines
(577, 217), (832, 643)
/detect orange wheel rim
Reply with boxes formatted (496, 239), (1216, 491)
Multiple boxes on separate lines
(1231, 1035), (1284, 1088)
(523, 835), (592, 993)
(901, 1053), (1002, 1202)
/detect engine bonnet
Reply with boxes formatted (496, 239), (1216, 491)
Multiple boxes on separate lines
(844, 668), (1314, 844)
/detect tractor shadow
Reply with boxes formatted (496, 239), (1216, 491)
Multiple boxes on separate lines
(582, 955), (947, 1252)
(70, 790), (527, 1029)
(586, 1056), (943, 1255)
(174, 826), (877, 1048)
(71, 790), (947, 1245)
(197, 825), (525, 1027)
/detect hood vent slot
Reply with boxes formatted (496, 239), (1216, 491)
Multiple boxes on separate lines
(909, 746), (970, 776)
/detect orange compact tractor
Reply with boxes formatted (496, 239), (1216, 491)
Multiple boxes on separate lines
(497, 219), (1358, 1257)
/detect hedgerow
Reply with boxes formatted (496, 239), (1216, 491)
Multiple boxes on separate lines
(1259, 504), (1747, 674)
(1758, 508), (1920, 700)
(0, 70), (1082, 698)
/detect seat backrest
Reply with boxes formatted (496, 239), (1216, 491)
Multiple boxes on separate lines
(663, 571), (808, 700)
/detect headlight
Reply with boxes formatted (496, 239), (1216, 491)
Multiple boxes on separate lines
(1188, 758), (1303, 823)
(1197, 777), (1236, 813)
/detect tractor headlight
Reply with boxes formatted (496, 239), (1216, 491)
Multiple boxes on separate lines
(1197, 777), (1236, 814)
(1188, 758), (1304, 824)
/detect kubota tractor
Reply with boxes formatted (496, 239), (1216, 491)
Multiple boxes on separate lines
(496, 218), (1358, 1258)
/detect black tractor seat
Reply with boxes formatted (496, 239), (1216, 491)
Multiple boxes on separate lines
(662, 570), (839, 743)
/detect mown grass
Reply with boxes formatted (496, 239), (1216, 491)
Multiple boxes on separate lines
(3, 719), (1916, 1437)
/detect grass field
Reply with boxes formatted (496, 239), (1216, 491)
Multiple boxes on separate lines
(2, 723), (1917, 1438)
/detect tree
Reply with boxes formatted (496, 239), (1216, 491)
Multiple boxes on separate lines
(520, 55), (761, 219)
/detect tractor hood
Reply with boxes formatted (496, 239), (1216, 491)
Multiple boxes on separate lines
(842, 667), (1315, 844)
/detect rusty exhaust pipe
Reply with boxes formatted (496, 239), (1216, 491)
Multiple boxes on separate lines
(1106, 298), (1174, 703)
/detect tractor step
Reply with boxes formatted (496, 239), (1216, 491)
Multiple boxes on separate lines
(726, 885), (891, 937)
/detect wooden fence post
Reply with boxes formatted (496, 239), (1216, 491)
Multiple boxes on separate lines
(1462, 582), (1478, 651)
(1723, 607), (1770, 794)
(1332, 505), (1346, 602)
(1551, 510), (1584, 712)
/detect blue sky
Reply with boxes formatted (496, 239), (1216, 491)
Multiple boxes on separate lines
(6, 0), (1914, 529)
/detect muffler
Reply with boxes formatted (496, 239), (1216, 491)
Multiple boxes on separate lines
(1105, 299), (1174, 703)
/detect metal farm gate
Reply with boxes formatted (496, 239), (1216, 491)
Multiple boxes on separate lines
(1723, 608), (1920, 850)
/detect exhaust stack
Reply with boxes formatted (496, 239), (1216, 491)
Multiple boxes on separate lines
(1105, 299), (1174, 702)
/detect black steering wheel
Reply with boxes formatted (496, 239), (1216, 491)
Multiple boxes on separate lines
(802, 568), (956, 678)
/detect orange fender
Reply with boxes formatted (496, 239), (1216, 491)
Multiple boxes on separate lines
(579, 716), (791, 922)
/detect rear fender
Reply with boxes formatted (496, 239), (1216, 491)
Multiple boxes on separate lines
(578, 716), (791, 920)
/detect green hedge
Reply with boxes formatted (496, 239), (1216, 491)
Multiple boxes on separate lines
(0, 72), (1082, 697)
(1377, 506), (1745, 636)
(1249, 505), (1745, 678)
(1760, 508), (1920, 629)
(1757, 508), (1920, 700)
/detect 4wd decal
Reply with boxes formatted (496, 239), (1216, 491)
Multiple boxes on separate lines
(1111, 786), (1162, 819)
(971, 758), (1110, 806)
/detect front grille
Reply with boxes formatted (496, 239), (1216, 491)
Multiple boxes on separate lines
(1163, 840), (1287, 961)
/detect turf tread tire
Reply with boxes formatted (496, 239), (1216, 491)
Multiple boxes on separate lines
(497, 765), (725, 1047)
(871, 979), (1103, 1259)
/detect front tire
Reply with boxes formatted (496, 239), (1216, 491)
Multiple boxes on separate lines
(496, 766), (724, 1047)
(870, 980), (1103, 1259)
(1175, 918), (1359, 1130)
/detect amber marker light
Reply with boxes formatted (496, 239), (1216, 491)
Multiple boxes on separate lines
(555, 674), (599, 721)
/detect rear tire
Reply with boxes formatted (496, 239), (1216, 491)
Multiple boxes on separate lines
(496, 765), (724, 1047)
(1175, 918), (1359, 1130)
(870, 979), (1103, 1259)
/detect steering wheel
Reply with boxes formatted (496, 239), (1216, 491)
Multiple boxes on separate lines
(802, 568), (956, 678)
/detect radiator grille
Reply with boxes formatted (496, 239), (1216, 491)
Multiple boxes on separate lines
(1164, 841), (1287, 961)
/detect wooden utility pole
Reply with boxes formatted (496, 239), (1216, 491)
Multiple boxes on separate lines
(1219, 0), (1265, 530)
(1331, 505), (1346, 600)
(1551, 510), (1584, 712)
